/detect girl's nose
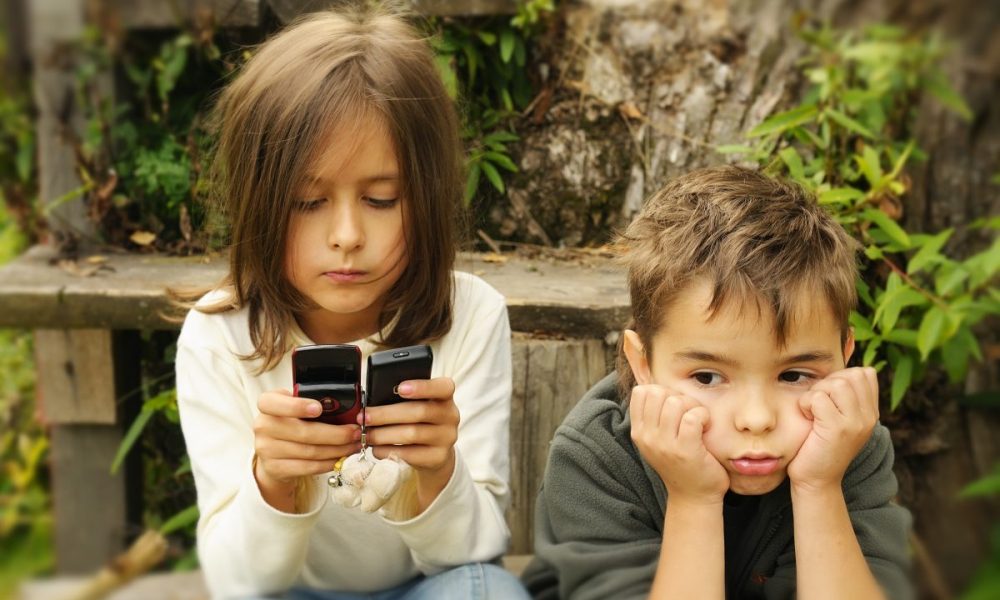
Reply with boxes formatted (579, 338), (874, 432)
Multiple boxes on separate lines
(328, 200), (364, 250)
(733, 386), (777, 433)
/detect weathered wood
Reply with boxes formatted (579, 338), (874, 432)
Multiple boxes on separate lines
(0, 245), (629, 337)
(27, 0), (93, 243)
(507, 335), (611, 554)
(108, 0), (261, 29)
(50, 425), (132, 574)
(34, 329), (117, 425)
(267, 0), (517, 23)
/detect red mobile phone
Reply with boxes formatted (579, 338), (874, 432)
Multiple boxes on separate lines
(292, 344), (362, 425)
(365, 345), (434, 407)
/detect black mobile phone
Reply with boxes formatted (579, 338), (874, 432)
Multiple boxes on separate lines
(365, 345), (433, 407)
(292, 344), (362, 425)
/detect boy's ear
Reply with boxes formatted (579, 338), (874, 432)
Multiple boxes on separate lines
(843, 327), (856, 364)
(623, 329), (652, 385)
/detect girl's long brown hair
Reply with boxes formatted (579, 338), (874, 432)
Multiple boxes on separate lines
(178, 4), (462, 373)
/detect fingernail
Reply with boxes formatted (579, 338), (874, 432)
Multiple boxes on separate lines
(398, 383), (413, 395)
(307, 402), (321, 416)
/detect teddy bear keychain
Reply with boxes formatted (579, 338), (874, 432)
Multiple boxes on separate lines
(327, 411), (412, 513)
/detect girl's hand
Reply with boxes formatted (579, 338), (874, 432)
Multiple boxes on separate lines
(787, 367), (879, 493)
(362, 376), (460, 509)
(253, 389), (362, 492)
(630, 384), (730, 506)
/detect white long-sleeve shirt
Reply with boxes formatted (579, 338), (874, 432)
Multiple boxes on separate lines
(175, 272), (512, 598)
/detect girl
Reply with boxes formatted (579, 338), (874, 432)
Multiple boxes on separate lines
(174, 5), (528, 599)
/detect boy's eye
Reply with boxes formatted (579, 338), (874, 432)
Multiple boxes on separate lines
(295, 198), (325, 212)
(779, 371), (812, 384)
(365, 196), (398, 209)
(693, 372), (723, 386)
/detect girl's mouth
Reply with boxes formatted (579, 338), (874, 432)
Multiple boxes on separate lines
(730, 456), (780, 476)
(325, 270), (366, 283)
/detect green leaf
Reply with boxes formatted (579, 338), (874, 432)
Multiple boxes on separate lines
(884, 328), (918, 348)
(862, 336), (882, 366)
(433, 55), (458, 100)
(819, 187), (864, 205)
(500, 29), (516, 64)
(476, 31), (497, 46)
(747, 104), (819, 137)
(484, 151), (518, 172)
(935, 263), (968, 296)
(925, 69), (973, 121)
(159, 505), (199, 535)
(716, 144), (759, 155)
(111, 407), (155, 475)
(863, 208), (911, 249)
(907, 228), (953, 275)
(849, 312), (876, 341)
(916, 305), (949, 360)
(779, 147), (805, 180)
(875, 287), (925, 333)
(463, 162), (481, 206)
(890, 352), (913, 410)
(959, 466), (1000, 499)
(856, 146), (883, 188)
(481, 160), (505, 194)
(942, 327), (974, 383)
(825, 108), (875, 139)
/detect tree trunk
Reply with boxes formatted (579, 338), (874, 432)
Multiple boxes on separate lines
(493, 0), (999, 594)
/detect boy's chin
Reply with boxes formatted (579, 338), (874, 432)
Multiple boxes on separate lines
(728, 472), (787, 496)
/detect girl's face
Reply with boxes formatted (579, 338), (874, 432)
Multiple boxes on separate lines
(285, 118), (408, 343)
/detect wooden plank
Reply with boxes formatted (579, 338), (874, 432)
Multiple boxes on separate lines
(507, 335), (611, 554)
(34, 329), (117, 425)
(0, 245), (630, 336)
(267, 0), (517, 23)
(109, 0), (260, 29)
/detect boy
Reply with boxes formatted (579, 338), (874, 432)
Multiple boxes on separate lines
(522, 166), (912, 599)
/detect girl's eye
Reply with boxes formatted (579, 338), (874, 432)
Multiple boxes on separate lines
(692, 372), (723, 386)
(365, 196), (398, 209)
(295, 198), (325, 212)
(779, 371), (813, 384)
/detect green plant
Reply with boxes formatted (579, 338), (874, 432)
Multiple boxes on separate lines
(958, 464), (1000, 599)
(429, 0), (556, 204)
(719, 22), (998, 409)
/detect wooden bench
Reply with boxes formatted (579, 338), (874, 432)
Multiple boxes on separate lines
(0, 244), (628, 578)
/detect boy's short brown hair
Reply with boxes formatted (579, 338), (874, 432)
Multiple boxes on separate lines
(616, 165), (861, 394)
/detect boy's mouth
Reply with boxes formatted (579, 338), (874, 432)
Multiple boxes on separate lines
(730, 455), (780, 476)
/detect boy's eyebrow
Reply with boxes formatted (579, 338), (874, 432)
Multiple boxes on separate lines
(675, 350), (837, 366)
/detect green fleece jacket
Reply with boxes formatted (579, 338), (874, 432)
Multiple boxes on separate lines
(522, 374), (913, 600)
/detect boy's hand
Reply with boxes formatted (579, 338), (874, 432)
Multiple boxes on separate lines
(787, 367), (879, 492)
(253, 389), (362, 490)
(629, 384), (729, 505)
(362, 376), (460, 509)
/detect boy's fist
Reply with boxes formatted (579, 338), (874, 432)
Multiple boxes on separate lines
(629, 384), (729, 505)
(787, 367), (879, 492)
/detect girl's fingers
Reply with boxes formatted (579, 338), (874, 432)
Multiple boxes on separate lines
(259, 458), (343, 480)
(370, 444), (452, 470)
(255, 437), (360, 462)
(395, 376), (455, 401)
(364, 399), (460, 427)
(258, 416), (360, 446)
(259, 390), (323, 419)
(363, 423), (456, 448)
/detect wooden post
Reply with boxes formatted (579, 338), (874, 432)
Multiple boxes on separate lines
(507, 335), (611, 554)
(34, 329), (143, 574)
(27, 0), (93, 245)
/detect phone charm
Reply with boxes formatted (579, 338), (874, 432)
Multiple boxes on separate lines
(327, 448), (412, 513)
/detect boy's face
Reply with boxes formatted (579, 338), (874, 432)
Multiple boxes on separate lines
(624, 278), (854, 496)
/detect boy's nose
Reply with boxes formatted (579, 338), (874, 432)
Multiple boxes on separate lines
(734, 387), (777, 433)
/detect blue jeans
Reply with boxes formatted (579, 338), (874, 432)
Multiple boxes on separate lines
(284, 563), (531, 600)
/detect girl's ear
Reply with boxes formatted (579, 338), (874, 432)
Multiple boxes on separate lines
(623, 330), (652, 385)
(843, 327), (856, 364)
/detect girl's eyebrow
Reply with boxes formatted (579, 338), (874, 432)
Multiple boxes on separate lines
(306, 173), (400, 185)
